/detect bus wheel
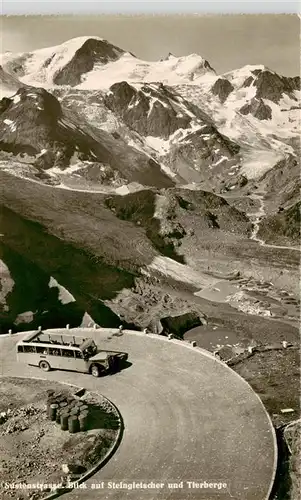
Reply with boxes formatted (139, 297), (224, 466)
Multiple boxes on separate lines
(91, 364), (101, 378)
(39, 360), (51, 372)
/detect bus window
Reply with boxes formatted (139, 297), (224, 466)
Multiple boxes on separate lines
(23, 345), (36, 353)
(49, 347), (61, 356)
(17, 345), (24, 353)
(36, 346), (48, 354)
(75, 350), (83, 359)
(61, 349), (75, 358)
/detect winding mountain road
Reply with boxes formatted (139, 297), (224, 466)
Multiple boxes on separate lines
(0, 328), (276, 500)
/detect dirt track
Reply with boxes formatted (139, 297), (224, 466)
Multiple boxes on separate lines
(0, 328), (276, 500)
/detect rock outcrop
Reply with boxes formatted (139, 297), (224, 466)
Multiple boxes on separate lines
(104, 81), (194, 139)
(243, 69), (300, 103)
(211, 78), (234, 103)
(149, 311), (204, 338)
(52, 38), (126, 86)
(240, 97), (272, 120)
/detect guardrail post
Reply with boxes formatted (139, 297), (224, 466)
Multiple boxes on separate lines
(118, 325), (123, 332)
(282, 341), (288, 348)
(168, 333), (174, 340)
(66, 324), (70, 330)
(8, 329), (12, 336)
(191, 341), (197, 347)
(38, 326), (42, 332)
(143, 328), (148, 334)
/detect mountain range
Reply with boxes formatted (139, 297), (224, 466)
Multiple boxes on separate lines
(0, 36), (299, 193)
(0, 35), (299, 333)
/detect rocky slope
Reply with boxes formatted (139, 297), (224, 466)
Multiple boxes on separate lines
(283, 420), (301, 500)
(258, 154), (300, 211)
(258, 202), (301, 246)
(0, 86), (173, 188)
(103, 81), (213, 139)
(104, 187), (251, 263)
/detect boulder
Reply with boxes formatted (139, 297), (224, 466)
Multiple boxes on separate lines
(148, 311), (204, 338)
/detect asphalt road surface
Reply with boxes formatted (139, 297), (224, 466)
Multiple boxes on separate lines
(0, 328), (277, 500)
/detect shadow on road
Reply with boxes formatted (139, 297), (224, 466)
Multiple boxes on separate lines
(109, 360), (132, 375)
(86, 403), (120, 431)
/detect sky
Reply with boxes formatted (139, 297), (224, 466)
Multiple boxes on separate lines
(0, 14), (299, 76)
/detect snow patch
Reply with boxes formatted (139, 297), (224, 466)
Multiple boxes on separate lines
(80, 311), (96, 327)
(241, 149), (284, 178)
(49, 276), (76, 304)
(145, 135), (170, 154)
(147, 97), (158, 116)
(145, 122), (209, 156)
(36, 149), (48, 159)
(115, 182), (145, 195)
(0, 259), (15, 311)
(144, 256), (215, 288)
(3, 118), (17, 132)
(211, 155), (229, 167)
(14, 311), (35, 325)
(13, 94), (21, 104)
(160, 163), (177, 178)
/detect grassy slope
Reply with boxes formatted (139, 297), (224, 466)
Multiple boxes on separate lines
(233, 349), (300, 425)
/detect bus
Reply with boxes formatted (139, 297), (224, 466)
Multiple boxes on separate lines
(16, 331), (128, 377)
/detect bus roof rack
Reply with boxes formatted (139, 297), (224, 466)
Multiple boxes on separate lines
(23, 331), (41, 342)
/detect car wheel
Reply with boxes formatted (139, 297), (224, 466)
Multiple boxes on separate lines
(91, 364), (101, 377)
(39, 360), (51, 372)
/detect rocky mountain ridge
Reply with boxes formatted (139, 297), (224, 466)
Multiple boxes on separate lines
(0, 37), (299, 185)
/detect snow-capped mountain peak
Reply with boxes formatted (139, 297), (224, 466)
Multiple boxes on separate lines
(160, 52), (177, 61)
(1, 36), (126, 89)
(0, 37), (216, 91)
(223, 64), (270, 86)
(222, 64), (300, 103)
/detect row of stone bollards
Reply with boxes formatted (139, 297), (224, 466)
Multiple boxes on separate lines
(47, 391), (90, 433)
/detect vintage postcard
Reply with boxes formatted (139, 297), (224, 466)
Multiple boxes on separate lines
(0, 4), (299, 500)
